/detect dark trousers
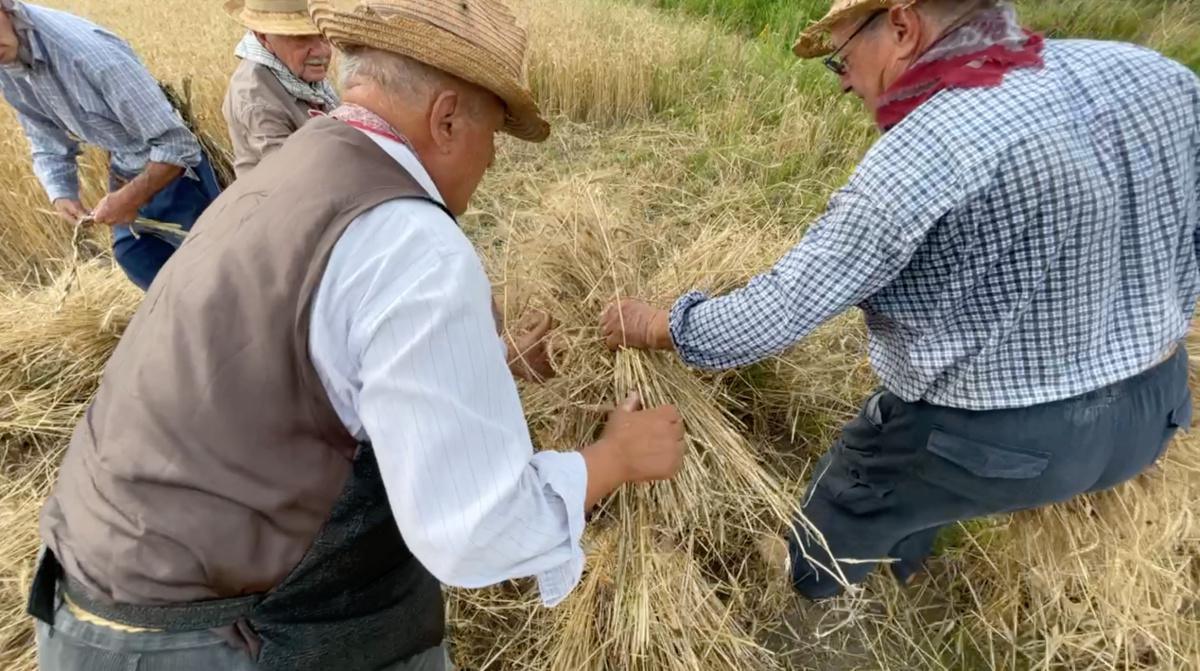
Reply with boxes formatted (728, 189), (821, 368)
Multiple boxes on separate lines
(109, 155), (220, 291)
(789, 347), (1192, 598)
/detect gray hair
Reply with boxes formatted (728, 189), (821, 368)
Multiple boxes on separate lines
(339, 47), (449, 101)
(914, 0), (1010, 27)
(338, 46), (497, 119)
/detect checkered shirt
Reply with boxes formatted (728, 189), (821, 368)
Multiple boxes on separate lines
(0, 3), (201, 202)
(670, 40), (1200, 410)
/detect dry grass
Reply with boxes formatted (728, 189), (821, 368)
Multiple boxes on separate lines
(0, 264), (138, 668)
(0, 1), (1195, 670)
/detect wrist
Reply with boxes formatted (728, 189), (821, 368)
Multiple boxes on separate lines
(649, 310), (673, 351)
(580, 437), (628, 509)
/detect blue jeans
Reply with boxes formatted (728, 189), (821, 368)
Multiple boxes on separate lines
(109, 155), (220, 291)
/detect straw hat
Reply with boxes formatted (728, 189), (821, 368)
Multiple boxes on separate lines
(793, 0), (898, 59)
(309, 0), (549, 143)
(224, 0), (319, 37)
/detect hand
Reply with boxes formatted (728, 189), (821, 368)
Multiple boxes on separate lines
(600, 299), (672, 351)
(507, 310), (557, 383)
(52, 198), (89, 225)
(90, 187), (143, 227)
(581, 392), (686, 508)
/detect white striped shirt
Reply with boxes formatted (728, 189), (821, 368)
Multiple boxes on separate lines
(308, 131), (587, 606)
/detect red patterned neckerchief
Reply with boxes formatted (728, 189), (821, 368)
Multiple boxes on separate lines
(875, 5), (1045, 131)
(312, 103), (415, 150)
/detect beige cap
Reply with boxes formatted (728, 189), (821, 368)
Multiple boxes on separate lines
(309, 0), (550, 143)
(793, 0), (898, 59)
(224, 0), (319, 37)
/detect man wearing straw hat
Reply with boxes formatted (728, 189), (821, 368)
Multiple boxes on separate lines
(28, 0), (686, 669)
(603, 0), (1200, 598)
(222, 0), (339, 177)
(0, 1), (221, 290)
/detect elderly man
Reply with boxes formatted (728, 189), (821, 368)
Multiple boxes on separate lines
(603, 0), (1199, 598)
(0, 1), (220, 290)
(27, 1), (685, 669)
(222, 0), (338, 176)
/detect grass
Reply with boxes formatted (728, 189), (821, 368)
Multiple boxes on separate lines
(0, 0), (1196, 669)
(645, 0), (1200, 73)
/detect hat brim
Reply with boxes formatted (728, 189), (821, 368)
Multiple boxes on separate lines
(309, 1), (550, 143)
(224, 0), (320, 36)
(792, 0), (892, 59)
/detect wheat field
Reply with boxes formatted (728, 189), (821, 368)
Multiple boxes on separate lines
(0, 1), (1197, 670)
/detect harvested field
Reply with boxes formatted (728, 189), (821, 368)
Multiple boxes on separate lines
(0, 0), (1196, 669)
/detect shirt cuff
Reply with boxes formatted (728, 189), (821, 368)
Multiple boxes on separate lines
(42, 174), (80, 203)
(148, 145), (202, 181)
(529, 450), (588, 607)
(668, 290), (712, 368)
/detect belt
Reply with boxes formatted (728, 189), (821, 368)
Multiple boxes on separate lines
(64, 593), (162, 633)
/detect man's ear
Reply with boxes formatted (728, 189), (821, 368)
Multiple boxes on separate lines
(428, 89), (462, 154)
(885, 5), (926, 61)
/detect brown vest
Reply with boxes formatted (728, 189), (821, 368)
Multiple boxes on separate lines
(40, 116), (437, 606)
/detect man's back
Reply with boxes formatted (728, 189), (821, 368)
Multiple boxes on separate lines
(857, 39), (1200, 409)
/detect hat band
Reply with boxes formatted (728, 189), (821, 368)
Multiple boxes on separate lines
(245, 0), (308, 13)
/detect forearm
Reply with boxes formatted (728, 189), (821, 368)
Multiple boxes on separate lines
(118, 161), (184, 208)
(581, 438), (625, 510)
(32, 153), (81, 203)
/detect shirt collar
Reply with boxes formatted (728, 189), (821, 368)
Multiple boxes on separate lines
(358, 130), (447, 207)
(3, 2), (46, 73)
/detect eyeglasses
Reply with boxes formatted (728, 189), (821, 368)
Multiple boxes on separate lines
(823, 10), (886, 76)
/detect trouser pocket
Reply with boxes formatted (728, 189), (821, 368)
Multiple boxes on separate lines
(916, 428), (1051, 509)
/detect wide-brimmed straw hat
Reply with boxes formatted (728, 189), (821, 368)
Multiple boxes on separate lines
(224, 0), (319, 36)
(793, 0), (899, 59)
(309, 0), (550, 143)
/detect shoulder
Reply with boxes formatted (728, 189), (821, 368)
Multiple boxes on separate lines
(328, 196), (480, 298)
(321, 198), (488, 340)
(30, 6), (142, 70)
(225, 62), (293, 119)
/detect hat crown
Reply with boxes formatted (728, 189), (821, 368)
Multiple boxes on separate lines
(309, 0), (549, 142)
(355, 1), (526, 81)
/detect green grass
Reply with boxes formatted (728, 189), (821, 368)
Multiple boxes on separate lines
(645, 0), (1200, 72)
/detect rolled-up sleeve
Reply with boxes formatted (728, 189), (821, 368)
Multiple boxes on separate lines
(17, 108), (81, 202)
(669, 190), (921, 370)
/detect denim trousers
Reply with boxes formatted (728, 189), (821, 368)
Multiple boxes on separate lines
(789, 347), (1192, 598)
(108, 155), (220, 290)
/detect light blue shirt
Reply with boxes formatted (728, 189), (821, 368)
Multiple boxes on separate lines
(0, 2), (202, 202)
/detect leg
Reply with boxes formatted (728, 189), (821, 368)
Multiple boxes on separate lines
(887, 525), (942, 585)
(789, 392), (959, 599)
(789, 389), (1111, 600)
(112, 232), (177, 291)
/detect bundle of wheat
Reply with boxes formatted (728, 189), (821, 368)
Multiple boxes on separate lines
(160, 78), (237, 189)
(444, 175), (842, 669)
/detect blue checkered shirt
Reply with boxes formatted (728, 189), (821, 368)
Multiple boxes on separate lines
(0, 3), (201, 202)
(670, 40), (1200, 410)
